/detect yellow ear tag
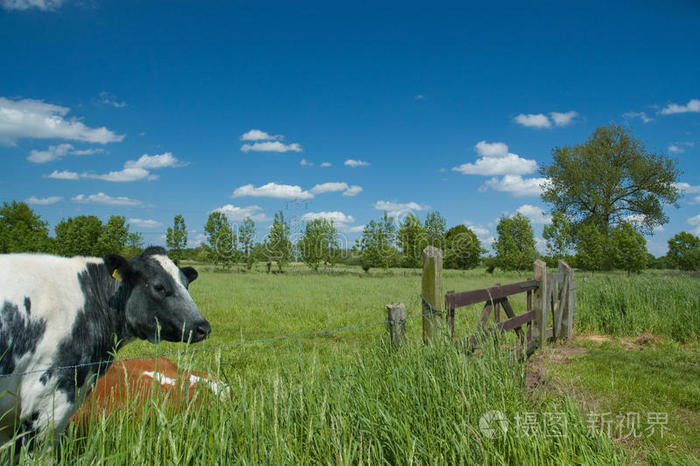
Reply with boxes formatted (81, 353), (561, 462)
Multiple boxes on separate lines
(111, 269), (123, 282)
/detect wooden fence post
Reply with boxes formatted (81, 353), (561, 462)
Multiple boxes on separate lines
(421, 246), (443, 344)
(559, 260), (576, 339)
(386, 303), (406, 347)
(533, 259), (547, 347)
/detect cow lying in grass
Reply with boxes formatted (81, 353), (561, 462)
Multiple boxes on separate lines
(70, 357), (231, 427)
(0, 247), (210, 452)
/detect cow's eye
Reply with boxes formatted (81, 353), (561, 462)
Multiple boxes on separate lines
(154, 284), (166, 295)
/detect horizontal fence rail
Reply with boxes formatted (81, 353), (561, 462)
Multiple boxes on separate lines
(445, 280), (539, 309)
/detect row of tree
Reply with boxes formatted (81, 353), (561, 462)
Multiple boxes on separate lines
(1, 200), (699, 273)
(0, 201), (145, 258)
(1, 123), (698, 272)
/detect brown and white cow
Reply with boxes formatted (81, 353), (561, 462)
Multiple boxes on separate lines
(70, 357), (231, 427)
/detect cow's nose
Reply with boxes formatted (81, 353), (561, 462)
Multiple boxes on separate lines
(193, 321), (212, 341)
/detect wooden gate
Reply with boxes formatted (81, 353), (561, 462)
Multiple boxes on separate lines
(417, 247), (576, 355)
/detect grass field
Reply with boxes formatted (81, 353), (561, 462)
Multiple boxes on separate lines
(5, 265), (699, 464)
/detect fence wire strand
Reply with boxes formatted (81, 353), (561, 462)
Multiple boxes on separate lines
(0, 317), (395, 380)
(1, 295), (442, 380)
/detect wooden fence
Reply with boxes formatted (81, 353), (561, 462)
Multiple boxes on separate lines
(386, 247), (576, 355)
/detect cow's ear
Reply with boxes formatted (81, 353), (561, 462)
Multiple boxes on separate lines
(181, 266), (198, 283)
(104, 254), (135, 283)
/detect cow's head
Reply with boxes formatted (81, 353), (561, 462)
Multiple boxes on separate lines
(104, 247), (211, 343)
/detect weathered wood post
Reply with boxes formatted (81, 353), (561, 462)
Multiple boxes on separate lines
(386, 303), (406, 347)
(421, 246), (443, 344)
(533, 259), (547, 347)
(559, 260), (576, 339)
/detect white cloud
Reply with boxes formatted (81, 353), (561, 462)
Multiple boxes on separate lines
(514, 111), (578, 129)
(320, 162), (332, 167)
(241, 141), (301, 153)
(660, 99), (700, 115)
(374, 200), (428, 219)
(482, 175), (549, 197)
(475, 141), (509, 157)
(346, 225), (365, 233)
(71, 148), (104, 156)
(549, 111), (578, 126)
(47, 169), (79, 180)
(453, 141), (537, 176)
(25, 195), (62, 205)
(240, 129), (280, 141)
(514, 113), (551, 129)
(675, 182), (700, 203)
(0, 97), (124, 145)
(83, 167), (154, 182)
(300, 159), (313, 166)
(623, 214), (663, 232)
(99, 91), (126, 108)
(516, 204), (551, 224)
(27, 143), (104, 163)
(301, 211), (355, 224)
(213, 204), (268, 222)
(310, 182), (349, 194)
(623, 111), (653, 123)
(27, 143), (74, 163)
(232, 182), (313, 200)
(464, 221), (494, 247)
(453, 153), (536, 176)
(1, 0), (63, 10)
(675, 182), (700, 194)
(124, 152), (184, 169)
(344, 159), (370, 167)
(668, 142), (693, 154)
(71, 193), (142, 206)
(343, 185), (363, 197)
(78, 152), (184, 182)
(129, 218), (163, 229)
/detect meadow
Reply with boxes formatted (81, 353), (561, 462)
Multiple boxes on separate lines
(4, 265), (699, 465)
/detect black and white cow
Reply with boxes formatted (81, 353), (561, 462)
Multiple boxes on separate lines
(0, 246), (210, 450)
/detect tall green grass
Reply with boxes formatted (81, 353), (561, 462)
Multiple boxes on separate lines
(13, 341), (625, 465)
(576, 272), (700, 342)
(4, 266), (696, 463)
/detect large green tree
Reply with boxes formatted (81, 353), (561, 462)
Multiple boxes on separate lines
(238, 217), (257, 270)
(666, 231), (700, 271)
(265, 211), (292, 272)
(424, 211), (446, 247)
(609, 221), (647, 274)
(541, 124), (680, 237)
(493, 213), (536, 272)
(204, 211), (236, 269)
(54, 215), (104, 257)
(397, 213), (426, 268)
(166, 214), (188, 263)
(123, 232), (145, 258)
(298, 218), (339, 271)
(542, 211), (572, 265)
(97, 216), (130, 255)
(0, 201), (51, 253)
(575, 223), (606, 271)
(359, 212), (398, 271)
(444, 225), (481, 269)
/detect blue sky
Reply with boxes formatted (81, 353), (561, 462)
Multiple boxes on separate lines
(1, 0), (699, 255)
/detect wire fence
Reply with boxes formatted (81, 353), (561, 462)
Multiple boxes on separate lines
(0, 305), (438, 380)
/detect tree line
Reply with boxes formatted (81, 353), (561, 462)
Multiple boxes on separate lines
(1, 124), (698, 272)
